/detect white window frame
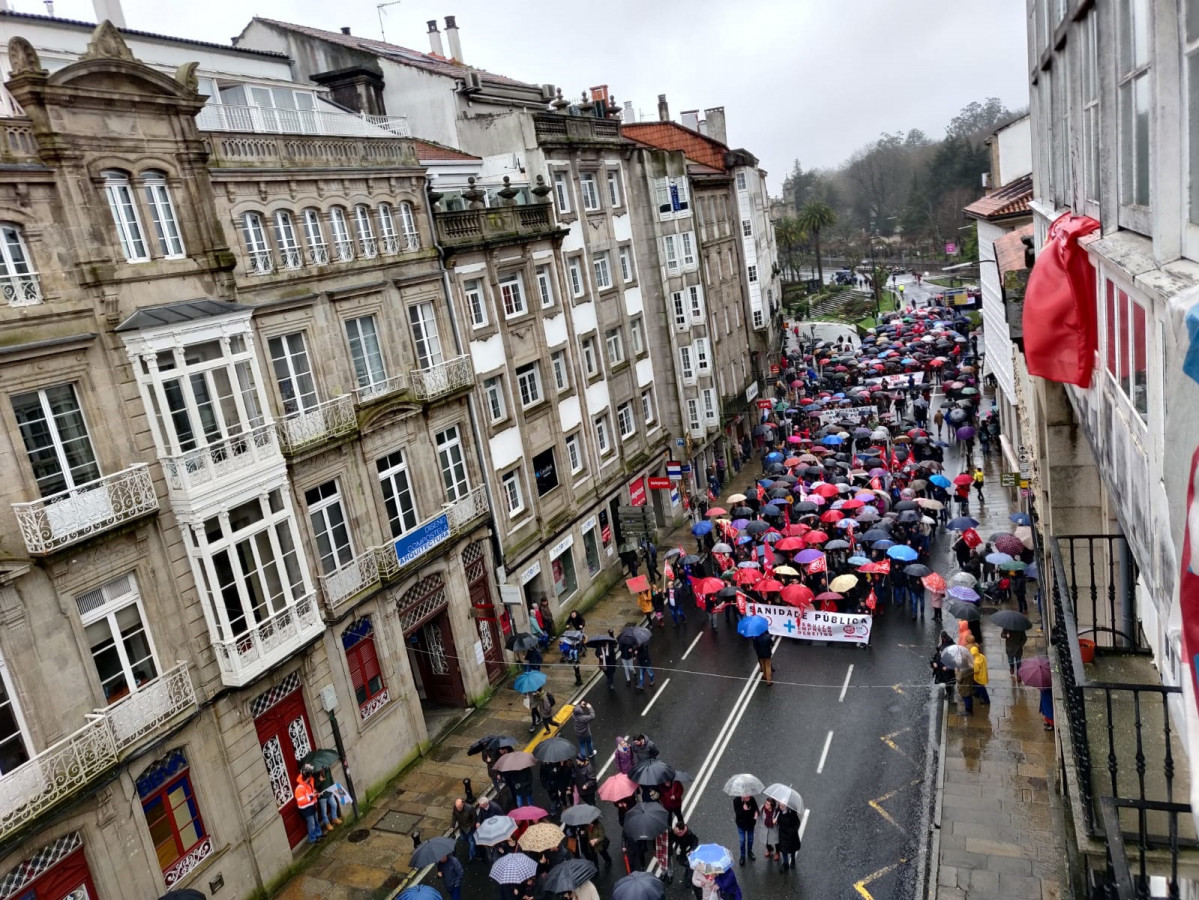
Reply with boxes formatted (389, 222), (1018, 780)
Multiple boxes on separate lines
(377, 448), (419, 536)
(551, 348), (570, 392)
(702, 387), (718, 425)
(663, 234), (680, 273)
(142, 172), (185, 259)
(605, 328), (624, 366)
(76, 574), (161, 704)
(501, 468), (525, 517)
(515, 363), (543, 408)
(103, 171), (149, 262)
(242, 212), (272, 275)
(641, 388), (656, 425)
(436, 425), (471, 501)
(688, 284), (705, 323)
(11, 382), (101, 497)
(536, 265), (556, 308)
(593, 251), (613, 290)
(672, 291), (688, 330)
(736, 171), (747, 191)
(579, 172), (601, 211)
(655, 176), (691, 221)
(345, 315), (388, 394)
(409, 301), (444, 369)
(679, 345), (695, 382)
(0, 223), (40, 307)
(399, 201), (420, 251)
(617, 402), (635, 440)
(694, 337), (712, 374)
(272, 211), (302, 269)
(1117, 0), (1152, 215)
(302, 208), (329, 265)
(0, 649), (30, 774)
(552, 170), (572, 214)
(607, 169), (623, 208)
(464, 277), (489, 328)
(482, 374), (508, 423)
(748, 264), (758, 283)
(376, 203), (398, 254)
(499, 272), (529, 319)
(581, 336), (600, 378)
(329, 207), (354, 261)
(353, 205), (378, 259)
(687, 398), (701, 432)
(565, 432), (584, 475)
(742, 219), (753, 237)
(630, 318), (645, 356)
(595, 414), (612, 457)
(305, 479), (355, 576)
(681, 231), (696, 268)
(568, 256), (585, 297)
(267, 331), (319, 416)
(619, 246), (634, 283)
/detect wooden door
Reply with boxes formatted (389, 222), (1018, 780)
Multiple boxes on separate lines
(253, 687), (315, 847)
(412, 614), (465, 707)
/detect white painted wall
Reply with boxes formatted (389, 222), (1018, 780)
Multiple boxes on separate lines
(558, 394), (582, 432)
(470, 332), (507, 374)
(585, 379), (611, 416)
(572, 301), (597, 336)
(543, 312), (568, 348)
(976, 218), (1015, 406)
(995, 116), (1033, 185)
(636, 356), (654, 388)
(623, 285), (643, 317)
(489, 426), (524, 470)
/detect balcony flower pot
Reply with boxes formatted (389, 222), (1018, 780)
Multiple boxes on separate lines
(1078, 638), (1096, 664)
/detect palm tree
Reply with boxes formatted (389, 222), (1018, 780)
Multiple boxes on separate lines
(796, 200), (837, 286)
(773, 216), (806, 281)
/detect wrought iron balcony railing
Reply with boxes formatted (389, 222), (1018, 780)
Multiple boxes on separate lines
(354, 373), (407, 404)
(160, 425), (280, 493)
(372, 486), (489, 582)
(2, 272), (41, 307)
(12, 464), (159, 556)
(320, 551), (380, 611)
(410, 355), (473, 402)
(277, 395), (357, 454)
(211, 594), (323, 688)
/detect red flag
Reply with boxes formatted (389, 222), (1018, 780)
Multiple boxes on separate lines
(869, 476), (882, 491)
(890, 448), (900, 470)
(762, 542), (775, 568)
(865, 589), (878, 611)
(808, 554), (827, 574)
(736, 592), (747, 615)
(876, 558), (891, 575)
(962, 527), (982, 548)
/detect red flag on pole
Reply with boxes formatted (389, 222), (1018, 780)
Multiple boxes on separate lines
(865, 589), (878, 611)
(808, 554), (827, 574)
(962, 528), (982, 548)
(869, 476), (882, 491)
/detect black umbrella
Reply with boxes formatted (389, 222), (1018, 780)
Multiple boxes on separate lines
(560, 804), (602, 826)
(468, 734), (515, 756)
(299, 748), (340, 769)
(716, 585), (739, 600)
(860, 529), (891, 543)
(903, 564), (932, 577)
(506, 632), (539, 652)
(894, 500), (918, 511)
(745, 521), (770, 535)
(766, 463), (786, 474)
(585, 635), (616, 649)
(731, 506), (755, 518)
(410, 835), (459, 868)
(544, 859), (599, 894)
(946, 599), (980, 622)
(630, 758), (676, 786)
(897, 510), (919, 524)
(622, 802), (670, 841)
(793, 502), (818, 514)
(618, 626), (653, 647)
(682, 554), (702, 566)
(991, 610), (1033, 631)
(613, 871), (667, 900)
(533, 737), (578, 763)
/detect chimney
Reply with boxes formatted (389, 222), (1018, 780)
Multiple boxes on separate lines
(623, 101), (635, 123)
(92, 0), (126, 27)
(698, 119), (709, 137)
(657, 94), (669, 122)
(680, 110), (699, 132)
(427, 20), (444, 56)
(341, 26), (351, 35)
(703, 106), (726, 144)
(445, 15), (463, 62)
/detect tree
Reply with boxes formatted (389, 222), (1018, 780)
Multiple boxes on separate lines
(773, 216), (807, 281)
(796, 200), (837, 286)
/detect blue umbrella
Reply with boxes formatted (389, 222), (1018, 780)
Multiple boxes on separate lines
(886, 544), (918, 561)
(947, 517), (979, 531)
(692, 521), (714, 536)
(737, 616), (769, 638)
(873, 539), (895, 550)
(760, 504), (782, 517)
(490, 852), (539, 884)
(1026, 561), (1040, 580)
(848, 555), (871, 565)
(929, 474), (952, 489)
(398, 888), (442, 900)
(985, 552), (1014, 566)
(688, 844), (735, 875)
(758, 479), (774, 488)
(821, 435), (843, 446)
(765, 452), (784, 462)
(1010, 512), (1032, 526)
(513, 671), (547, 694)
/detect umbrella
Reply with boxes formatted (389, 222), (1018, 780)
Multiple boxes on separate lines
(598, 773), (639, 800)
(623, 801), (671, 840)
(952, 473), (974, 486)
(930, 474), (952, 488)
(396, 889), (441, 900)
(560, 804), (602, 826)
(825, 539), (851, 550)
(947, 517), (979, 531)
(815, 591), (843, 602)
(946, 599), (980, 622)
(631, 758), (676, 786)
(687, 844), (735, 876)
(994, 534), (1026, 556)
(618, 626), (653, 647)
(956, 426), (976, 441)
(492, 752), (535, 772)
(794, 548), (824, 564)
(476, 815), (518, 845)
(1010, 512), (1032, 526)
(509, 805), (549, 822)
(519, 822), (566, 852)
(410, 835), (459, 868)
(773, 565), (799, 576)
(829, 574), (859, 592)
(941, 644), (973, 669)
(763, 783), (805, 814)
(904, 563), (931, 577)
(533, 737), (578, 763)
(513, 671), (547, 694)
(781, 584), (815, 608)
(887, 544), (918, 561)
(991, 610), (1033, 631)
(1002, 559), (1027, 572)
(586, 635), (617, 649)
(613, 871), (667, 900)
(695, 576), (727, 595)
(505, 631), (540, 653)
(950, 572), (978, 588)
(625, 575), (651, 594)
(948, 585), (980, 603)
(985, 552), (1014, 566)
(706, 507), (728, 518)
(755, 578), (784, 593)
(727, 493), (748, 503)
(737, 615), (770, 638)
(299, 748), (340, 770)
(159, 893), (208, 900)
(722, 773), (765, 796)
(692, 520), (714, 536)
(711, 542), (734, 554)
(917, 498), (944, 511)
(544, 859), (599, 894)
(490, 852), (539, 884)
(745, 521), (770, 535)
(1019, 657), (1052, 688)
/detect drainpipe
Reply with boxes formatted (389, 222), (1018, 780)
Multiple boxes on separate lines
(1116, 526), (1134, 650)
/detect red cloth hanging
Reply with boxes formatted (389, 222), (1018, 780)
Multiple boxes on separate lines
(1022, 211), (1102, 387)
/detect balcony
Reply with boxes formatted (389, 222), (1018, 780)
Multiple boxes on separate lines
(277, 396), (358, 454)
(212, 594), (323, 689)
(203, 131), (417, 171)
(410, 355), (473, 402)
(161, 425), (281, 493)
(354, 373), (407, 405)
(532, 113), (622, 146)
(2, 272), (42, 307)
(320, 551), (380, 612)
(433, 204), (563, 250)
(373, 486), (490, 582)
(196, 104), (411, 139)
(1048, 535), (1199, 895)
(447, 485), (489, 536)
(12, 464), (159, 556)
(0, 119), (38, 165)
(0, 663), (197, 842)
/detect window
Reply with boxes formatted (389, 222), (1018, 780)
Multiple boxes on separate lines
(607, 169), (623, 208)
(681, 232), (696, 268)
(536, 265), (555, 308)
(464, 278), (488, 328)
(679, 345), (695, 381)
(409, 301), (444, 369)
(353, 205), (377, 258)
(552, 170), (572, 214)
(77, 574), (158, 703)
(329, 206), (354, 261)
(630, 318), (645, 356)
(343, 618), (388, 718)
(137, 750), (208, 883)
(377, 203), (398, 254)
(654, 176), (690, 220)
(702, 388), (718, 424)
(302, 208), (329, 264)
(753, 308), (765, 329)
(515, 363), (543, 408)
(619, 246), (634, 283)
(694, 337), (711, 373)
(617, 402), (635, 439)
(1081, 11), (1100, 206)
(533, 446), (558, 495)
(436, 426), (471, 501)
(483, 375), (507, 423)
(687, 398), (701, 432)
(499, 272), (528, 318)
(242, 212), (272, 275)
(103, 171), (149, 262)
(568, 256), (585, 297)
(12, 384), (101, 497)
(663, 234), (680, 273)
(688, 284), (705, 322)
(267, 211), (301, 269)
(551, 546), (577, 599)
(593, 251), (613, 290)
(672, 291), (688, 329)
(747, 264), (758, 283)
(566, 432), (584, 475)
(579, 173), (600, 211)
(141, 172), (184, 258)
(641, 388), (656, 425)
(305, 480), (354, 577)
(605, 328), (625, 366)
(377, 449), (418, 536)
(583, 525), (601, 574)
(345, 315), (388, 395)
(399, 201), (420, 250)
(0, 651), (29, 774)
(581, 336), (600, 378)
(1118, 0), (1152, 209)
(268, 332), (318, 416)
(551, 349), (570, 392)
(1104, 280), (1149, 420)
(0, 223), (40, 306)
(742, 219), (753, 237)
(736, 171), (747, 191)
(595, 414), (612, 456)
(501, 469), (524, 516)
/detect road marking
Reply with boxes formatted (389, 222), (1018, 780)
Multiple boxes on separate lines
(798, 808), (810, 840)
(641, 678), (670, 716)
(892, 684), (905, 695)
(681, 631), (704, 661)
(880, 727), (912, 760)
(867, 779), (921, 832)
(816, 730), (834, 774)
(595, 753), (616, 779)
(839, 664), (853, 702)
(854, 859), (907, 900)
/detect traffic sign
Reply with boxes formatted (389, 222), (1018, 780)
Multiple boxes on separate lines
(1000, 472), (1017, 487)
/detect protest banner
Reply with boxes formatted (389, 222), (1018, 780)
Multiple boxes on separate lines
(745, 602), (873, 643)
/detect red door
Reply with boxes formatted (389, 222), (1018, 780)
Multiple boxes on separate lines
(254, 687), (316, 848)
(412, 614), (465, 707)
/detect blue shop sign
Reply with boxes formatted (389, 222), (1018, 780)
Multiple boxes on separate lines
(394, 514), (450, 567)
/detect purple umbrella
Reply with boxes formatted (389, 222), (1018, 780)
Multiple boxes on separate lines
(731, 519), (750, 530)
(1018, 657), (1052, 689)
(956, 426), (976, 441)
(794, 549), (824, 564)
(948, 585), (980, 603)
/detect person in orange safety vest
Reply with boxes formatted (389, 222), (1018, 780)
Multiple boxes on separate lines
(295, 764), (322, 844)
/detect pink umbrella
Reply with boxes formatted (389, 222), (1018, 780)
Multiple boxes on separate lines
(509, 805), (549, 822)
(1018, 657), (1052, 689)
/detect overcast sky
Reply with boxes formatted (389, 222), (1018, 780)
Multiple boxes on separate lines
(15, 0), (1029, 189)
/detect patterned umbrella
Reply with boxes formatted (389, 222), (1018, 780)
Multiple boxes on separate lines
(993, 534), (1026, 556)
(489, 852), (539, 884)
(518, 822), (566, 852)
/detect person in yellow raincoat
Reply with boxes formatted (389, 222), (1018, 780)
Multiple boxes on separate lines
(970, 642), (991, 706)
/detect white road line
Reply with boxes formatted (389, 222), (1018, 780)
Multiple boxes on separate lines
(816, 730), (834, 774)
(799, 808), (811, 840)
(641, 678), (671, 716)
(681, 631), (704, 661)
(839, 664), (854, 702)
(595, 753), (616, 779)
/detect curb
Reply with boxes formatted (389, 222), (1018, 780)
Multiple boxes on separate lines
(920, 698), (950, 900)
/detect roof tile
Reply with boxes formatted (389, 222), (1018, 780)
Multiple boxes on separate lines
(964, 174), (1033, 221)
(622, 122), (727, 171)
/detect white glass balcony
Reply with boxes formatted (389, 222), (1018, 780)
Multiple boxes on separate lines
(409, 355), (473, 402)
(211, 595), (324, 688)
(196, 104), (412, 138)
(160, 425), (280, 493)
(277, 396), (357, 453)
(320, 551), (380, 611)
(12, 464), (159, 556)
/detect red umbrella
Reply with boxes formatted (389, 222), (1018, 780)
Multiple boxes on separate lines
(859, 561), (887, 574)
(799, 397), (814, 405)
(840, 498), (865, 509)
(734, 568), (762, 586)
(784, 523), (809, 536)
(819, 510), (844, 523)
(597, 774), (638, 801)
(695, 576), (726, 595)
(774, 537), (805, 551)
(784, 457), (802, 467)
(993, 534), (1025, 556)
(922, 572), (947, 592)
(805, 530), (830, 544)
(755, 578), (784, 593)
(815, 591), (843, 602)
(780, 584), (815, 608)
(706, 507), (728, 518)
(812, 483), (839, 498)
(952, 473), (974, 486)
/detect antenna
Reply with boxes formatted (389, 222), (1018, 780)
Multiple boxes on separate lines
(376, 0), (402, 42)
